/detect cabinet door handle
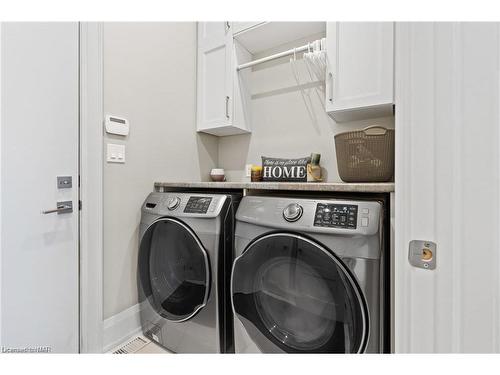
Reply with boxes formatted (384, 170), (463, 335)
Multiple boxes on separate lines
(225, 96), (230, 119)
(328, 72), (334, 102)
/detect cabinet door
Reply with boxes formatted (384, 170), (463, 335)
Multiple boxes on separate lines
(325, 22), (394, 122)
(197, 22), (232, 132)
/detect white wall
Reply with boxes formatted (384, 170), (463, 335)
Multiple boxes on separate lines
(218, 35), (394, 182)
(103, 22), (218, 320)
(396, 22), (500, 353)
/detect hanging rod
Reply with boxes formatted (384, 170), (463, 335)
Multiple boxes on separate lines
(236, 40), (322, 71)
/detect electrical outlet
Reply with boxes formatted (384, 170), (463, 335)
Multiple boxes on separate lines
(245, 164), (253, 177)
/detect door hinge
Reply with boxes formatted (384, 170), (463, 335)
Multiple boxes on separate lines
(79, 200), (82, 211)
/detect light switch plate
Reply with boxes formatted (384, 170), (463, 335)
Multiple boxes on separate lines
(107, 143), (126, 163)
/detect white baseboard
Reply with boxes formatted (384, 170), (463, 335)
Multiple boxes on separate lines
(103, 303), (142, 353)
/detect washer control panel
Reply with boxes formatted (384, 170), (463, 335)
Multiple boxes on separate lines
(314, 203), (358, 229)
(183, 196), (213, 214)
(236, 196), (380, 235)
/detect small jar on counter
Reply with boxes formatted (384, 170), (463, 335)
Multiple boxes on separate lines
(307, 153), (323, 182)
(250, 165), (263, 182)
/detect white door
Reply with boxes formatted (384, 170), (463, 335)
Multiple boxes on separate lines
(0, 23), (80, 353)
(196, 22), (233, 134)
(395, 22), (500, 353)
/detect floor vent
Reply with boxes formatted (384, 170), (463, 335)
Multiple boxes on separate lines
(112, 336), (149, 354)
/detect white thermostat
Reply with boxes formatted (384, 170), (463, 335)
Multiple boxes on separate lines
(105, 114), (129, 136)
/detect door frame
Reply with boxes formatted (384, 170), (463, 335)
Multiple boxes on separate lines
(79, 22), (104, 353)
(0, 23), (3, 347)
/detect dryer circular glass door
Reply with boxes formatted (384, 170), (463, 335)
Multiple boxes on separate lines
(231, 233), (369, 353)
(138, 218), (210, 322)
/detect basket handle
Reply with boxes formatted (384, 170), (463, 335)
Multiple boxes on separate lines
(362, 125), (389, 135)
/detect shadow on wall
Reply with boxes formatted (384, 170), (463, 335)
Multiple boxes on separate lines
(220, 134), (251, 170)
(215, 134), (252, 182)
(249, 33), (327, 136)
(252, 80), (325, 136)
(331, 116), (395, 135)
(125, 224), (140, 308)
(196, 132), (220, 181)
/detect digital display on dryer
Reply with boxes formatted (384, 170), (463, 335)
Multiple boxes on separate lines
(184, 197), (212, 214)
(314, 203), (358, 229)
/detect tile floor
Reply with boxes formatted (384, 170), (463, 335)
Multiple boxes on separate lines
(135, 341), (170, 354)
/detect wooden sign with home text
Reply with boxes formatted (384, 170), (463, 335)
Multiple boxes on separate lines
(261, 156), (310, 182)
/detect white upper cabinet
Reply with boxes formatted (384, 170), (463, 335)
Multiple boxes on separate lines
(325, 22), (394, 122)
(197, 22), (251, 136)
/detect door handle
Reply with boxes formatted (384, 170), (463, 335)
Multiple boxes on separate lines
(225, 96), (230, 119)
(41, 201), (73, 215)
(328, 72), (334, 102)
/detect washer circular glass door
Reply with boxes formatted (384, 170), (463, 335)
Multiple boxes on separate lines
(231, 233), (369, 353)
(138, 218), (210, 322)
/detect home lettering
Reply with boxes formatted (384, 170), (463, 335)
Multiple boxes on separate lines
(263, 166), (306, 179)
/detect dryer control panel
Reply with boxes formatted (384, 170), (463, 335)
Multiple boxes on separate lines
(142, 192), (227, 218)
(184, 196), (213, 214)
(314, 203), (358, 229)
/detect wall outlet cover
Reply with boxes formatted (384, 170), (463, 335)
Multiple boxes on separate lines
(245, 164), (253, 177)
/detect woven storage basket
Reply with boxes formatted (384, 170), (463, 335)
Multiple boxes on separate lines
(334, 125), (395, 182)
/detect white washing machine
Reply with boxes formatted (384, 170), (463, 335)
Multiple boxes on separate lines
(137, 191), (240, 353)
(231, 195), (386, 353)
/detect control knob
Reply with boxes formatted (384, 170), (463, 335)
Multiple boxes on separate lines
(283, 203), (303, 222)
(166, 196), (181, 211)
